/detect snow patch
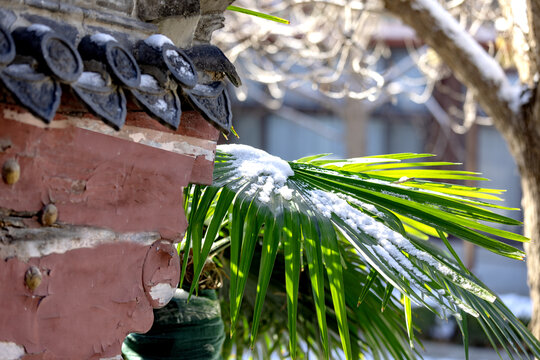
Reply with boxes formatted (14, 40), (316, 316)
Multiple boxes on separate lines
(0, 341), (25, 359)
(395, 176), (413, 184)
(165, 49), (194, 77)
(90, 33), (117, 44)
(218, 144), (294, 203)
(145, 34), (174, 48)
(278, 186), (294, 200)
(309, 188), (495, 304)
(140, 74), (160, 90)
(154, 99), (167, 112)
(27, 24), (51, 35)
(381, 190), (410, 200)
(338, 194), (384, 217)
(193, 84), (217, 95)
(149, 283), (175, 306)
(5, 64), (33, 74)
(78, 72), (106, 87)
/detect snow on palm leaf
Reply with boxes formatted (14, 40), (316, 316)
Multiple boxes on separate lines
(183, 144), (540, 360)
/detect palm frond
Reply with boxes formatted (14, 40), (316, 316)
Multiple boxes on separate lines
(181, 145), (539, 359)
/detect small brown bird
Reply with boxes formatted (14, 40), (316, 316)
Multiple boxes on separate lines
(185, 45), (241, 87)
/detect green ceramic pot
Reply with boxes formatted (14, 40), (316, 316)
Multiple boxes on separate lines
(123, 289), (225, 360)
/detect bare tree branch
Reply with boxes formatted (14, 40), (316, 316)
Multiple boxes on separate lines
(527, 0), (540, 74)
(383, 0), (519, 139)
(500, 0), (537, 84)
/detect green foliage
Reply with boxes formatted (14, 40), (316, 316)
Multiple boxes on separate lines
(181, 149), (540, 359)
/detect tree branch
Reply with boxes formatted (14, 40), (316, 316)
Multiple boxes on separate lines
(383, 0), (519, 138)
(500, 0), (537, 85)
(527, 0), (540, 75)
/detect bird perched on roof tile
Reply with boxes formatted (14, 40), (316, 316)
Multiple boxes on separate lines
(185, 44), (241, 87)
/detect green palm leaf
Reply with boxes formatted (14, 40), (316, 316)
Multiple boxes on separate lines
(182, 145), (539, 359)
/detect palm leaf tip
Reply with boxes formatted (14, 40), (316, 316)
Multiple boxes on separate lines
(226, 5), (290, 24)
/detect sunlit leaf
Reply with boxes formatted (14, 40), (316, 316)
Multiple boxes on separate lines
(227, 5), (290, 24)
(181, 147), (538, 360)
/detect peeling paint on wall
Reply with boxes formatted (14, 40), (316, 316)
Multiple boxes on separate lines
(0, 225), (160, 261)
(142, 240), (181, 309)
(128, 136), (215, 161)
(42, 113), (218, 161)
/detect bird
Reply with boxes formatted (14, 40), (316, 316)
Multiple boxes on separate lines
(184, 44), (241, 87)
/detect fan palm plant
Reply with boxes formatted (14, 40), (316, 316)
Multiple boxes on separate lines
(181, 144), (539, 360)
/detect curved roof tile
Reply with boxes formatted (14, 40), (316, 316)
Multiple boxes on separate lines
(0, 18), (239, 134)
